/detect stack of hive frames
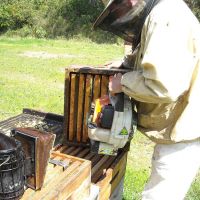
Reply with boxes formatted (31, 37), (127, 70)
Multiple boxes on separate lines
(63, 66), (130, 145)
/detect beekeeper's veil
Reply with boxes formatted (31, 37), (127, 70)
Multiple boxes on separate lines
(93, 0), (157, 46)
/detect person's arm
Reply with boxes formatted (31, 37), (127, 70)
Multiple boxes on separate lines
(120, 13), (196, 104)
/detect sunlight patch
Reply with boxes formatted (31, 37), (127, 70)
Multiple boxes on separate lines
(20, 51), (79, 59)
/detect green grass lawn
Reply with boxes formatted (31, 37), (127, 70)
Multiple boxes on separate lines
(0, 37), (199, 200)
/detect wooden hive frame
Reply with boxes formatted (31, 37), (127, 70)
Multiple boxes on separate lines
(63, 66), (130, 145)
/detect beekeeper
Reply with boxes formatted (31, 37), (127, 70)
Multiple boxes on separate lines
(93, 0), (200, 199)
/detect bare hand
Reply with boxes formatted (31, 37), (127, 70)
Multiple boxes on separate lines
(109, 73), (123, 94)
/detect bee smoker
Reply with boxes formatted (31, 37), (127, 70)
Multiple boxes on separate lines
(0, 132), (26, 200)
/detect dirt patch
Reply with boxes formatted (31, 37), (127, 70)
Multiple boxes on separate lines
(20, 51), (79, 59)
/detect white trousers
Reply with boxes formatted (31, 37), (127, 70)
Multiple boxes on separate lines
(142, 140), (200, 200)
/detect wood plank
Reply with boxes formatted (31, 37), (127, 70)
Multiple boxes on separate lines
(66, 175), (90, 200)
(68, 74), (76, 141)
(51, 151), (87, 163)
(96, 168), (113, 190)
(101, 75), (109, 96)
(24, 165), (65, 198)
(76, 148), (90, 158)
(21, 161), (81, 200)
(91, 156), (109, 176)
(99, 183), (111, 200)
(92, 156), (116, 183)
(97, 151), (128, 196)
(90, 151), (128, 199)
(110, 151), (128, 181)
(82, 75), (91, 143)
(93, 75), (101, 101)
(30, 162), (82, 200)
(90, 154), (104, 167)
(63, 146), (77, 154)
(111, 166), (126, 194)
(53, 144), (67, 152)
(22, 150), (92, 200)
(69, 147), (83, 157)
(76, 74), (85, 142)
(55, 161), (91, 200)
(73, 74), (80, 142)
(63, 68), (70, 143)
(41, 190), (59, 200)
(22, 164), (63, 199)
(84, 152), (96, 160)
(67, 66), (130, 76)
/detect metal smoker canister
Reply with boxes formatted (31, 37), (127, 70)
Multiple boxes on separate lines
(0, 133), (26, 200)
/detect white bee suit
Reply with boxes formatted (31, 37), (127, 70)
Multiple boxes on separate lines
(120, 0), (200, 199)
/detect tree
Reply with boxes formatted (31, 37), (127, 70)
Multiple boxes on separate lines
(185, 0), (200, 21)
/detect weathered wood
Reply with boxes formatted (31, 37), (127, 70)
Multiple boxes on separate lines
(63, 68), (70, 142)
(91, 155), (110, 177)
(96, 168), (113, 189)
(67, 176), (91, 200)
(76, 148), (90, 158)
(63, 146), (77, 155)
(68, 74), (76, 141)
(54, 144), (129, 200)
(56, 162), (90, 200)
(92, 156), (116, 183)
(22, 151), (91, 200)
(77, 74), (85, 142)
(66, 66), (130, 75)
(82, 74), (91, 143)
(93, 75), (101, 101)
(99, 183), (111, 200)
(90, 154), (104, 168)
(110, 152), (128, 194)
(63, 66), (130, 145)
(101, 75), (109, 96)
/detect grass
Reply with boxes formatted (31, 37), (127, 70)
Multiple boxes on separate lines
(0, 36), (123, 119)
(123, 132), (154, 200)
(0, 37), (199, 200)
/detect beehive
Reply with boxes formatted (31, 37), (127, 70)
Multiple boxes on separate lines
(63, 66), (130, 199)
(22, 151), (91, 200)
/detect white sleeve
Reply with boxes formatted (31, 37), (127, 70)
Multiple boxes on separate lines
(121, 11), (196, 103)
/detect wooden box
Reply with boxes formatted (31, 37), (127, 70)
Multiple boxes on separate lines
(54, 144), (128, 200)
(63, 66), (130, 200)
(22, 151), (91, 200)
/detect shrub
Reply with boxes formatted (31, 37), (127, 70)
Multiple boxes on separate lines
(0, 0), (34, 32)
(0, 0), (199, 42)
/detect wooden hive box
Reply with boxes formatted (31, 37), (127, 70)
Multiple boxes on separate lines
(21, 151), (91, 200)
(62, 66), (131, 200)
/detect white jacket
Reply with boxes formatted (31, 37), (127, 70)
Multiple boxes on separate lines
(121, 0), (200, 143)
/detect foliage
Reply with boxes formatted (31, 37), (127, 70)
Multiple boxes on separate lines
(185, 0), (200, 20)
(0, 0), (34, 32)
(0, 0), (116, 42)
(44, 0), (115, 42)
(0, 0), (199, 42)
